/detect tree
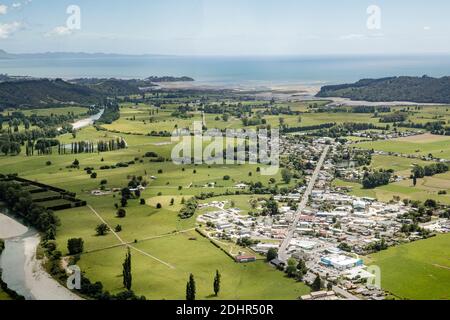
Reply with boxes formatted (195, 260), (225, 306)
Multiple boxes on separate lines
(413, 175), (417, 187)
(116, 208), (127, 218)
(186, 274), (196, 301)
(424, 199), (437, 208)
(297, 259), (308, 276)
(122, 248), (132, 291)
(96, 223), (110, 236)
(281, 168), (292, 184)
(286, 258), (298, 278)
(266, 248), (278, 262)
(311, 275), (322, 292)
(67, 238), (84, 255)
(213, 270), (221, 296)
(263, 197), (279, 216)
(337, 242), (352, 253)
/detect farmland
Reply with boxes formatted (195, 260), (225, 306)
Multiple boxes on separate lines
(365, 233), (450, 300)
(355, 134), (450, 160)
(0, 90), (449, 301)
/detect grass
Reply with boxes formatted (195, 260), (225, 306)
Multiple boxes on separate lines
(2, 102), (449, 300)
(365, 234), (450, 300)
(370, 155), (431, 177)
(0, 119), (307, 300)
(355, 134), (450, 160)
(333, 173), (450, 205)
(0, 289), (12, 300)
(1, 106), (88, 117)
(334, 153), (450, 204)
(78, 230), (310, 300)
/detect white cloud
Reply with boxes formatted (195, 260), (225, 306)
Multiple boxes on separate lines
(0, 21), (23, 39)
(45, 26), (73, 37)
(339, 34), (366, 40)
(11, 0), (33, 10)
(0, 4), (8, 14)
(424, 26), (431, 31)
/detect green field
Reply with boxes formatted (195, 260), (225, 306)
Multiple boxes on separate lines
(334, 153), (450, 204)
(365, 234), (450, 300)
(0, 116), (308, 300)
(1, 106), (88, 117)
(78, 230), (309, 300)
(356, 134), (450, 160)
(1, 99), (449, 300)
(0, 289), (12, 300)
(334, 171), (450, 205)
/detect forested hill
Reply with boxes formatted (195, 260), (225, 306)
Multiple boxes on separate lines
(69, 78), (156, 96)
(0, 76), (195, 109)
(0, 79), (104, 109)
(316, 76), (450, 103)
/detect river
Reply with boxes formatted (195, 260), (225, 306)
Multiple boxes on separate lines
(0, 212), (82, 300)
(57, 108), (104, 132)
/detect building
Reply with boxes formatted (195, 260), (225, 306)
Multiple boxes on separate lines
(320, 254), (363, 271)
(235, 255), (256, 263)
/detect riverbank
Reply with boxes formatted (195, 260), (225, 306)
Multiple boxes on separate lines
(57, 109), (104, 132)
(0, 212), (82, 300)
(0, 214), (28, 239)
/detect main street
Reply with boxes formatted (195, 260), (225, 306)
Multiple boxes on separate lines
(278, 145), (330, 262)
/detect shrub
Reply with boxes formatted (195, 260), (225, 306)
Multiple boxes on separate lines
(95, 224), (110, 236)
(116, 208), (126, 218)
(67, 238), (84, 255)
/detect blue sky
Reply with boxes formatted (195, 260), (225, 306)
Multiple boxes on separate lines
(0, 0), (449, 55)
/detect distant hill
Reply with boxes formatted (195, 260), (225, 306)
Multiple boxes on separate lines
(0, 49), (170, 60)
(146, 76), (194, 82)
(0, 79), (103, 109)
(316, 76), (450, 103)
(0, 76), (196, 109)
(70, 78), (157, 96)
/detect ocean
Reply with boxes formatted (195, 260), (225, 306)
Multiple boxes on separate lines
(2, 54), (450, 85)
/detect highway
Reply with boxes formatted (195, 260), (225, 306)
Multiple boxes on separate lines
(278, 145), (330, 262)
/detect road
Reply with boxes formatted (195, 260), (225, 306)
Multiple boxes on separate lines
(278, 145), (330, 262)
(332, 286), (360, 300)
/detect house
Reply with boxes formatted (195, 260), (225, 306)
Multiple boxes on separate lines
(269, 258), (285, 269)
(235, 255), (256, 263)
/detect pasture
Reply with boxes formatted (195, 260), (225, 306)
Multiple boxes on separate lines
(0, 119), (307, 300)
(355, 134), (450, 160)
(365, 234), (450, 300)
